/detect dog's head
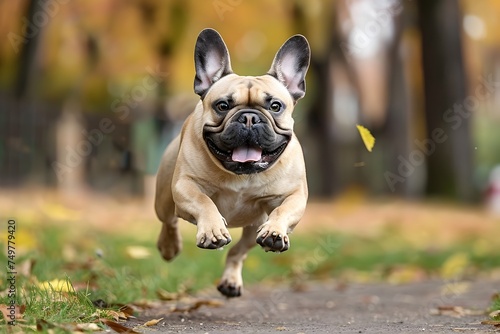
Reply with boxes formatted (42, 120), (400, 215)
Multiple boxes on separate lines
(194, 29), (310, 175)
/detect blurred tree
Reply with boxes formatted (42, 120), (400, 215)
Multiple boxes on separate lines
(381, 5), (410, 196)
(292, 0), (339, 196)
(132, 0), (189, 198)
(3, 0), (43, 186)
(14, 0), (41, 99)
(417, 0), (476, 201)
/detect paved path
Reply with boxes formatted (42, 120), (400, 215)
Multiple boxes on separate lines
(126, 279), (499, 333)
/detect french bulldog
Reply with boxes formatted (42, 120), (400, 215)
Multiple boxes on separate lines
(155, 28), (310, 297)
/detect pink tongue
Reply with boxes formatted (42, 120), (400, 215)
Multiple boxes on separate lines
(232, 146), (263, 162)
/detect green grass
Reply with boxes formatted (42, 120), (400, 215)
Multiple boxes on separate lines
(23, 282), (96, 324)
(1, 220), (500, 329)
(491, 293), (500, 319)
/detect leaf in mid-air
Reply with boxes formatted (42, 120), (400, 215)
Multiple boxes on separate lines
(356, 125), (375, 152)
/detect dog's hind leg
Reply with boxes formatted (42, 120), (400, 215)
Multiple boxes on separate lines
(217, 224), (258, 297)
(155, 137), (182, 261)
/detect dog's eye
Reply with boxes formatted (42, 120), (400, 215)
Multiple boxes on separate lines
(216, 101), (230, 112)
(269, 101), (283, 113)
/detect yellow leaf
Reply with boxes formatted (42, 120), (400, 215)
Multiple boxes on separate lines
(144, 318), (163, 326)
(125, 246), (151, 259)
(387, 266), (426, 284)
(356, 125), (376, 152)
(0, 229), (37, 254)
(41, 202), (81, 221)
(156, 289), (182, 301)
(440, 252), (469, 279)
(37, 279), (74, 292)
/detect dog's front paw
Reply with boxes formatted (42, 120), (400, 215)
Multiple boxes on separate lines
(256, 224), (289, 252)
(196, 227), (232, 249)
(217, 279), (242, 298)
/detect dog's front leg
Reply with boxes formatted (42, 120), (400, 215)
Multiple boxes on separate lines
(173, 178), (232, 249)
(256, 187), (307, 252)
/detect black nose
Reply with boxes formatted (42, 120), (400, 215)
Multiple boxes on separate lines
(238, 112), (261, 127)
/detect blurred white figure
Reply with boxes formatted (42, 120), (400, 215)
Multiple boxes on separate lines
(486, 165), (500, 215)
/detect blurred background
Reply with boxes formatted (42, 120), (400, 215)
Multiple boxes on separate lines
(1, 0), (500, 211)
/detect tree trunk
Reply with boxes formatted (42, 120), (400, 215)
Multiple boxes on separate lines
(3, 0), (43, 186)
(384, 13), (411, 196)
(417, 0), (475, 201)
(292, 0), (339, 197)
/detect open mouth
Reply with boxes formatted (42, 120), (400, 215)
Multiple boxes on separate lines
(206, 138), (288, 166)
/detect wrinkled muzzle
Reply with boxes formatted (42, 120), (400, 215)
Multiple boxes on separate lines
(203, 109), (291, 174)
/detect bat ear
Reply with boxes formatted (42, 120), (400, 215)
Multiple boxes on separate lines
(193, 28), (233, 97)
(267, 35), (310, 101)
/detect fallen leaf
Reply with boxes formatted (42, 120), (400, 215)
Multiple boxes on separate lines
(356, 125), (375, 152)
(125, 246), (151, 259)
(92, 307), (131, 322)
(41, 202), (81, 221)
(171, 299), (224, 313)
(119, 304), (136, 317)
(36, 319), (56, 330)
(144, 318), (163, 326)
(36, 318), (95, 332)
(76, 323), (101, 331)
(157, 288), (183, 301)
(0, 229), (37, 254)
(481, 319), (500, 327)
(37, 279), (75, 292)
(100, 309), (134, 321)
(387, 266), (427, 284)
(440, 252), (469, 279)
(431, 305), (485, 318)
(0, 304), (25, 321)
(101, 319), (140, 333)
(490, 310), (500, 318)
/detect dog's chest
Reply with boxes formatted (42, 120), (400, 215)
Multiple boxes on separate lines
(210, 185), (284, 227)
